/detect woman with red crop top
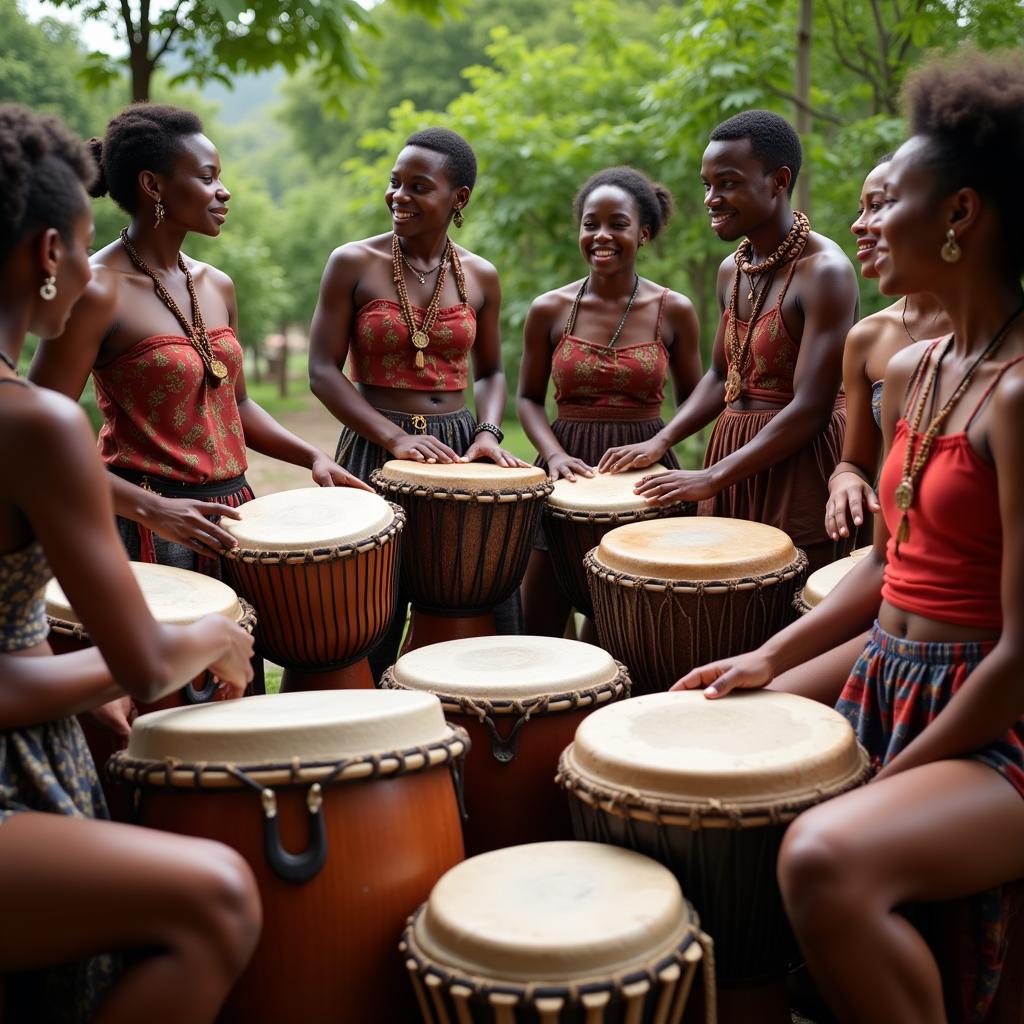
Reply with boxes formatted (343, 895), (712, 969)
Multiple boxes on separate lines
(517, 167), (701, 637)
(675, 49), (1024, 1024)
(30, 104), (369, 577)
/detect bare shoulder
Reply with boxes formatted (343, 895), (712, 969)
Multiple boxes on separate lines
(323, 233), (390, 281)
(0, 381), (92, 449)
(70, 265), (121, 325)
(661, 286), (697, 319)
(884, 338), (933, 386)
(183, 254), (235, 298)
(802, 232), (856, 279)
(454, 244), (499, 287)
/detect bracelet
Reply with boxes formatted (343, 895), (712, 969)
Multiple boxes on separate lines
(828, 460), (871, 485)
(474, 421), (505, 444)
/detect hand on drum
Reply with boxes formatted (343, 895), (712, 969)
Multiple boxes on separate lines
(389, 432), (461, 464)
(310, 454), (374, 492)
(634, 468), (718, 504)
(462, 432), (532, 468)
(86, 695), (136, 746)
(597, 436), (669, 474)
(206, 618), (256, 699)
(826, 470), (880, 541)
(671, 651), (774, 698)
(545, 452), (595, 483)
(147, 494), (242, 557)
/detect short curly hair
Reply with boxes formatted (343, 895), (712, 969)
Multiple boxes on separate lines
(90, 103), (204, 214)
(0, 104), (95, 265)
(404, 127), (477, 191)
(903, 47), (1024, 273)
(573, 167), (674, 240)
(709, 109), (803, 196)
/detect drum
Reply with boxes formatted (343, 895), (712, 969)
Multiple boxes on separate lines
(557, 691), (869, 990)
(542, 468), (695, 618)
(371, 461), (552, 649)
(221, 487), (404, 690)
(380, 636), (629, 855)
(109, 691), (468, 1024)
(401, 841), (713, 1024)
(585, 517), (807, 694)
(794, 545), (871, 615)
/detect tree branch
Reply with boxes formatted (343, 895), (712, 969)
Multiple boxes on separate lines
(151, 0), (191, 63)
(764, 84), (847, 126)
(118, 0), (136, 45)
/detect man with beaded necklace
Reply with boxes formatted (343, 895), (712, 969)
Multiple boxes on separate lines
(601, 110), (859, 572)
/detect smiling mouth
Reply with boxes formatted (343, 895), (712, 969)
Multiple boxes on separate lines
(591, 248), (618, 258)
(211, 209), (228, 222)
(709, 211), (736, 227)
(392, 209), (416, 221)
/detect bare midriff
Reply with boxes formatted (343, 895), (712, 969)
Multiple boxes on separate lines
(357, 382), (468, 416)
(877, 601), (1000, 645)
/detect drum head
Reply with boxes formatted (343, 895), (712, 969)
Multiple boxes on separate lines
(46, 562), (242, 627)
(565, 691), (866, 808)
(413, 841), (694, 981)
(802, 546), (871, 609)
(547, 467), (668, 513)
(392, 636), (619, 701)
(222, 488), (394, 551)
(378, 460), (547, 491)
(595, 516), (798, 581)
(126, 690), (449, 764)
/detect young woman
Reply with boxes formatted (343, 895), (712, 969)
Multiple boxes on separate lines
(677, 49), (1024, 1024)
(30, 103), (369, 575)
(0, 104), (260, 1024)
(517, 166), (701, 636)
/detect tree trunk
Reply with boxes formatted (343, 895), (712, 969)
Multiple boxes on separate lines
(277, 332), (288, 399)
(795, 0), (813, 216)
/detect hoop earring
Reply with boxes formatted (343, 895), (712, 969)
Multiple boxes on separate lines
(940, 227), (961, 263)
(154, 198), (165, 229)
(453, 207), (464, 229)
(39, 275), (57, 301)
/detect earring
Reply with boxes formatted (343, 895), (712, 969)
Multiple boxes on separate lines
(154, 198), (165, 229)
(39, 275), (57, 301)
(940, 227), (961, 263)
(453, 207), (464, 229)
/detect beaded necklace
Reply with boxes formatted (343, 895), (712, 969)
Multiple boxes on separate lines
(0, 350), (16, 374)
(564, 275), (640, 347)
(119, 229), (227, 386)
(724, 210), (811, 403)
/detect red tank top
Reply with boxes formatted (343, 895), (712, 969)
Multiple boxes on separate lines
(92, 326), (248, 485)
(879, 340), (1019, 630)
(551, 288), (670, 412)
(349, 299), (475, 392)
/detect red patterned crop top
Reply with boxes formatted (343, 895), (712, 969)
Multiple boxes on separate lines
(349, 300), (475, 392)
(92, 326), (248, 485)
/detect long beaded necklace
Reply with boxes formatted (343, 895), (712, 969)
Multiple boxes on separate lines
(724, 210), (811, 403)
(893, 303), (1024, 553)
(391, 233), (467, 369)
(119, 229), (227, 385)
(565, 274), (640, 347)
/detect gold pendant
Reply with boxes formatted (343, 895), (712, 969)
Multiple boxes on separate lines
(724, 367), (742, 404)
(210, 359), (228, 380)
(894, 479), (914, 512)
(412, 330), (430, 350)
(415, 350), (425, 369)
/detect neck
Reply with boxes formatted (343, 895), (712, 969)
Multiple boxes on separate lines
(745, 206), (796, 264)
(397, 231), (449, 265)
(587, 266), (638, 301)
(125, 220), (188, 274)
(901, 292), (950, 340)
(933, 275), (1024, 359)
(0, 278), (35, 372)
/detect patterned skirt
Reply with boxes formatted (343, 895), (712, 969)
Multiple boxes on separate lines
(837, 623), (1024, 1023)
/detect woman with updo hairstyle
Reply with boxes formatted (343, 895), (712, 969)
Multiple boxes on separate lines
(675, 49), (1024, 1022)
(31, 103), (368, 577)
(517, 166), (701, 637)
(0, 104), (260, 1022)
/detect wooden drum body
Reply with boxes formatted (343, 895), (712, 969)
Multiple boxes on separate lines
(221, 488), (403, 690)
(372, 461), (552, 648)
(381, 636), (629, 855)
(794, 545), (871, 615)
(558, 691), (869, 989)
(542, 468), (694, 618)
(586, 517), (807, 694)
(109, 691), (467, 1024)
(402, 841), (711, 1024)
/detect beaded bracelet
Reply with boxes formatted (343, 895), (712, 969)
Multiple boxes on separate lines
(474, 421), (505, 444)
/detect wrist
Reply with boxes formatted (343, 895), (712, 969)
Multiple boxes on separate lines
(829, 460), (870, 484)
(474, 421), (505, 444)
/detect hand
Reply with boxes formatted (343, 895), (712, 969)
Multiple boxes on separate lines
(634, 469), (719, 504)
(544, 452), (595, 483)
(462, 432), (531, 467)
(672, 651), (775, 698)
(598, 436), (670, 474)
(310, 453), (374, 492)
(143, 494), (242, 557)
(826, 472), (879, 541)
(389, 432), (461, 464)
(204, 617), (255, 699)
(85, 695), (136, 747)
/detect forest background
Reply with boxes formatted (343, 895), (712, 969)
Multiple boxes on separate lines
(3, 0), (1021, 461)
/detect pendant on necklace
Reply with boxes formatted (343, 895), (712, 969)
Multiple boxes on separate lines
(412, 330), (430, 350)
(747, 290), (754, 302)
(894, 478), (914, 512)
(210, 359), (228, 380)
(724, 367), (742, 404)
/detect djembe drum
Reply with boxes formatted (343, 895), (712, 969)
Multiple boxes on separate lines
(794, 545), (871, 615)
(542, 467), (694, 618)
(585, 517), (807, 694)
(371, 461), (552, 649)
(401, 841), (714, 1024)
(109, 691), (468, 1024)
(381, 636), (629, 854)
(558, 691), (869, 1012)
(221, 487), (403, 690)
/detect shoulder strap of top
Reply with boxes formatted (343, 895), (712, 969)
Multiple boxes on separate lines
(773, 256), (801, 310)
(449, 245), (469, 305)
(655, 288), (670, 344)
(0, 376), (28, 387)
(902, 337), (947, 412)
(562, 280), (587, 340)
(966, 353), (1024, 429)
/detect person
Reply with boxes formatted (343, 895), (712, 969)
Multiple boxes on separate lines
(0, 103), (260, 1024)
(676, 49), (1024, 1024)
(308, 126), (528, 670)
(517, 166), (701, 636)
(600, 110), (858, 573)
(29, 103), (370, 577)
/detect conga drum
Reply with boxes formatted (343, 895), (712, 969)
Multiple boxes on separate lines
(401, 841), (713, 1024)
(794, 545), (871, 615)
(220, 487), (404, 690)
(585, 517), (807, 694)
(371, 461), (552, 649)
(380, 636), (629, 855)
(558, 691), (869, 997)
(108, 691), (468, 1024)
(542, 467), (695, 618)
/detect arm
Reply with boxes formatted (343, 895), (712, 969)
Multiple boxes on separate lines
(665, 292), (704, 406)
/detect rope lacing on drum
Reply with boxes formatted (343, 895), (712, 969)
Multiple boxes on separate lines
(371, 474), (553, 506)
(545, 500), (696, 525)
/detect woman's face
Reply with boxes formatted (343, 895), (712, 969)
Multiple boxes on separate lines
(33, 193), (94, 339)
(385, 146), (464, 239)
(851, 162), (889, 279)
(578, 185), (648, 275)
(156, 133), (231, 237)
